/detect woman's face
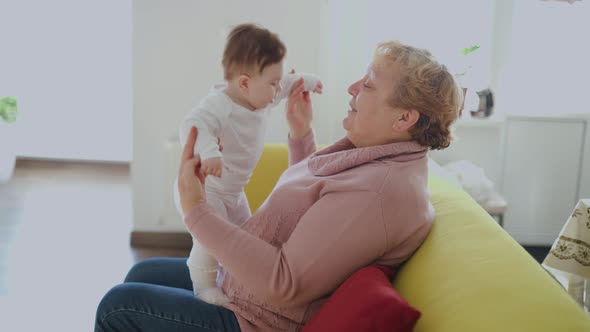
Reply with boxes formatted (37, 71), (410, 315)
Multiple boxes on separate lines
(343, 61), (408, 148)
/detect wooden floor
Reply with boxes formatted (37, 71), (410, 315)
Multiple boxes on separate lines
(0, 159), (189, 331)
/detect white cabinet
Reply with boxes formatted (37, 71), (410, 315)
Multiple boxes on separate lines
(500, 115), (588, 245)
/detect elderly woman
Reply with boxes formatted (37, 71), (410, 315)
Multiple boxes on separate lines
(95, 40), (462, 332)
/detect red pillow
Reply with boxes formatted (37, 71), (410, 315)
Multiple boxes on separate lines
(302, 265), (421, 332)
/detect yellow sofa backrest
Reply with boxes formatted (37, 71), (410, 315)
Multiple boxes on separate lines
(395, 176), (590, 332)
(244, 144), (290, 212)
(245, 144), (590, 332)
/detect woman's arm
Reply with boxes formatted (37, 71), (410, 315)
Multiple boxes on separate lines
(184, 191), (386, 307)
(288, 129), (316, 166)
(285, 76), (317, 165)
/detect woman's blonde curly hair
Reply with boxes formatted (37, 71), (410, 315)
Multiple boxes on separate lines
(374, 41), (463, 150)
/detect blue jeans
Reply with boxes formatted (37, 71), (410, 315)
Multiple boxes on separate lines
(95, 257), (241, 332)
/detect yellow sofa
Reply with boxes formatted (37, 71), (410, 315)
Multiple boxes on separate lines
(245, 144), (590, 332)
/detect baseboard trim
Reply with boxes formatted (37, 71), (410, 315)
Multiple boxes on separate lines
(130, 231), (192, 249)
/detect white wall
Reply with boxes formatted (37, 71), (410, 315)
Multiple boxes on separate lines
(430, 122), (504, 187)
(498, 0), (590, 117)
(132, 0), (321, 231)
(315, 0), (371, 142)
(428, 0), (514, 185)
(0, 0), (132, 162)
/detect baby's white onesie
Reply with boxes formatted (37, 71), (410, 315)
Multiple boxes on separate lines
(175, 72), (320, 305)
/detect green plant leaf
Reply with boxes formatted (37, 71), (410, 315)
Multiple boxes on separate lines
(461, 45), (480, 56)
(0, 96), (18, 123)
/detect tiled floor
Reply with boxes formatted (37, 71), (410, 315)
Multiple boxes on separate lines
(0, 160), (188, 331)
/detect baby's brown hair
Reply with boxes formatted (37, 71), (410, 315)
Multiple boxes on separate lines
(222, 23), (286, 80)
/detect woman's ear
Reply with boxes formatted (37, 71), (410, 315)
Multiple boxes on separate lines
(238, 74), (250, 94)
(394, 109), (420, 132)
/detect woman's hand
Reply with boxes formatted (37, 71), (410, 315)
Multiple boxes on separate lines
(178, 126), (207, 216)
(286, 70), (314, 140)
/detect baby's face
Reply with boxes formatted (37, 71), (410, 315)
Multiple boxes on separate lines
(246, 61), (283, 110)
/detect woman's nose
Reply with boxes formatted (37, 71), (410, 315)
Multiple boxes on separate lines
(348, 80), (361, 96)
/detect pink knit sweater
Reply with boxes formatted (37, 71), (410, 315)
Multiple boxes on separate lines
(185, 131), (434, 332)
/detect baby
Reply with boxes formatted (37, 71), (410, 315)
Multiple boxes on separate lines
(175, 23), (322, 305)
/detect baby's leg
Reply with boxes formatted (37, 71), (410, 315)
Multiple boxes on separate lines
(186, 193), (230, 305)
(214, 193), (250, 286)
(227, 191), (252, 226)
(186, 241), (217, 292)
(206, 192), (230, 220)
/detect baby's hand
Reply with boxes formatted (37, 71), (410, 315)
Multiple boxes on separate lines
(289, 69), (322, 94)
(201, 157), (223, 177)
(313, 81), (323, 94)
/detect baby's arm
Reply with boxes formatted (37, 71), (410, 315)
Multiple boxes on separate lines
(272, 72), (322, 106)
(179, 105), (229, 176)
(201, 157), (222, 177)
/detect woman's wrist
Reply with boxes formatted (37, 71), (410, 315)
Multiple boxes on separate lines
(184, 199), (210, 228)
(182, 197), (207, 217)
(289, 126), (312, 140)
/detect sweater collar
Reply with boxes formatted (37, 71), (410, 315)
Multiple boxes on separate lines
(308, 137), (427, 176)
